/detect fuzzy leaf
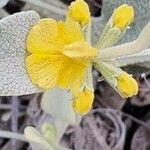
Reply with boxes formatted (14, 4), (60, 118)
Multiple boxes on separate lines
(41, 88), (76, 124)
(0, 11), (43, 96)
(0, 0), (9, 8)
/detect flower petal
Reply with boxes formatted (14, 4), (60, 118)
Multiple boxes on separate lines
(27, 18), (63, 54)
(63, 41), (98, 59)
(57, 57), (88, 94)
(26, 54), (65, 89)
(26, 53), (87, 94)
(57, 20), (84, 45)
(72, 88), (94, 115)
(27, 18), (84, 55)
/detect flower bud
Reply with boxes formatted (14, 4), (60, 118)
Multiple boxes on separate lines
(116, 72), (138, 98)
(67, 0), (90, 26)
(72, 88), (94, 115)
(112, 4), (134, 30)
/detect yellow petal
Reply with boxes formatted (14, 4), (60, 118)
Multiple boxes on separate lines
(27, 18), (84, 55)
(57, 20), (84, 45)
(116, 72), (138, 98)
(72, 88), (94, 115)
(112, 4), (134, 30)
(27, 18), (63, 54)
(67, 0), (90, 26)
(57, 58), (88, 94)
(26, 53), (88, 92)
(26, 17), (91, 92)
(63, 41), (98, 59)
(26, 54), (65, 89)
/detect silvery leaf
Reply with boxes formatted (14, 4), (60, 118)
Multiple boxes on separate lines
(0, 9), (9, 18)
(41, 88), (76, 124)
(0, 11), (43, 96)
(22, 0), (66, 20)
(91, 16), (105, 44)
(0, 0), (9, 8)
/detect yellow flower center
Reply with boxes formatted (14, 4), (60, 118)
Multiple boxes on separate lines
(67, 0), (90, 26)
(116, 72), (138, 98)
(112, 4), (134, 30)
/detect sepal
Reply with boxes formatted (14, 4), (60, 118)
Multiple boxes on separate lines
(94, 61), (122, 88)
(96, 19), (128, 49)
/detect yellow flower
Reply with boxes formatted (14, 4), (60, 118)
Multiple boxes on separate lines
(116, 72), (138, 98)
(25, 2), (138, 115)
(72, 88), (94, 115)
(112, 4), (134, 30)
(26, 19), (97, 95)
(67, 0), (90, 26)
